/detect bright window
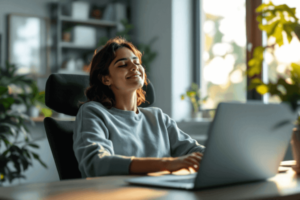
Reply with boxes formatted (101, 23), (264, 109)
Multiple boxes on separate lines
(201, 0), (247, 109)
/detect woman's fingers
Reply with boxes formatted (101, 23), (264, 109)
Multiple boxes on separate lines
(192, 152), (203, 156)
(184, 160), (199, 172)
(188, 154), (202, 162)
(186, 157), (199, 166)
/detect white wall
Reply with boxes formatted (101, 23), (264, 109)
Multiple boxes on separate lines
(131, 0), (193, 121)
(171, 0), (193, 121)
(131, 0), (173, 117)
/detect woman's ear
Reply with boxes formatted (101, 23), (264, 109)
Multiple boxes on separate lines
(102, 76), (111, 86)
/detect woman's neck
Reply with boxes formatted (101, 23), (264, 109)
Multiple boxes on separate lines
(113, 90), (138, 113)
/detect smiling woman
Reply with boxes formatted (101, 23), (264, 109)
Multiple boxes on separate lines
(73, 37), (205, 177)
(80, 37), (147, 110)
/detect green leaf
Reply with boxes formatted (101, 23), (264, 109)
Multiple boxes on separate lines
(256, 15), (262, 23)
(31, 152), (47, 168)
(256, 84), (269, 94)
(0, 97), (14, 109)
(249, 78), (263, 90)
(294, 24), (300, 41)
(181, 95), (185, 100)
(0, 86), (8, 96)
(0, 123), (17, 135)
(186, 91), (196, 97)
(253, 46), (265, 59)
(191, 83), (199, 91)
(247, 63), (262, 77)
(291, 63), (300, 77)
(41, 108), (52, 117)
(259, 20), (280, 38)
(28, 143), (39, 149)
(256, 2), (273, 13)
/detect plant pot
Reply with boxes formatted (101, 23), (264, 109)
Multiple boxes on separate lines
(291, 127), (300, 173)
(29, 106), (39, 118)
(62, 32), (71, 42)
(190, 111), (202, 121)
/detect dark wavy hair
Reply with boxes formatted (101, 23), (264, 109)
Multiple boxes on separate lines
(79, 37), (148, 109)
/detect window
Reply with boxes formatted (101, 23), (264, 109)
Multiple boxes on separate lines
(199, 0), (300, 109)
(200, 0), (247, 109)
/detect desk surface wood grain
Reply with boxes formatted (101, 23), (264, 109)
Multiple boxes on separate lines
(1, 169), (300, 200)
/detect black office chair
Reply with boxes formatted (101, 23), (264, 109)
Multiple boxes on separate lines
(44, 73), (155, 180)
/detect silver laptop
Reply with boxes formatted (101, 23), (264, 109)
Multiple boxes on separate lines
(126, 102), (297, 190)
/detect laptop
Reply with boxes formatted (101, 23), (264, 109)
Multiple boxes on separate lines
(126, 102), (297, 190)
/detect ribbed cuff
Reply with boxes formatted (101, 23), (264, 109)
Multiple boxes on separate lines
(109, 155), (134, 175)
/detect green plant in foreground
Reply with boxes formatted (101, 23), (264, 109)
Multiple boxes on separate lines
(0, 61), (47, 184)
(181, 83), (208, 114)
(248, 1), (300, 119)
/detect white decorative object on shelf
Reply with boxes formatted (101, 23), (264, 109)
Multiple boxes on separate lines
(103, 3), (114, 21)
(114, 3), (127, 31)
(76, 58), (84, 71)
(71, 1), (90, 19)
(73, 26), (96, 47)
(66, 58), (76, 71)
(29, 106), (39, 118)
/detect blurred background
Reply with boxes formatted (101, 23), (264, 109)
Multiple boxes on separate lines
(0, 0), (300, 187)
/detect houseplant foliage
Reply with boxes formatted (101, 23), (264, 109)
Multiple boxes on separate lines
(248, 1), (300, 112)
(0, 61), (48, 184)
(247, 1), (300, 171)
(98, 19), (157, 73)
(181, 83), (208, 116)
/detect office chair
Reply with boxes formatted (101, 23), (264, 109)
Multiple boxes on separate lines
(44, 73), (155, 180)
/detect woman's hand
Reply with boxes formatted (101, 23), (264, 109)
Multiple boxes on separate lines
(163, 152), (203, 172)
(129, 152), (203, 175)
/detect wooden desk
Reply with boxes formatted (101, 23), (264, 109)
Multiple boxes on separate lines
(1, 169), (300, 200)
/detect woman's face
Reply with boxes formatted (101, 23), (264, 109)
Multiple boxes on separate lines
(103, 47), (145, 92)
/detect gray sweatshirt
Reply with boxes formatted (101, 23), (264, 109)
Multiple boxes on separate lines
(73, 101), (205, 177)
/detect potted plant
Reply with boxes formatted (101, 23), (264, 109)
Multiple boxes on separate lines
(248, 1), (300, 170)
(181, 83), (208, 120)
(27, 83), (52, 118)
(0, 61), (48, 185)
(62, 26), (73, 42)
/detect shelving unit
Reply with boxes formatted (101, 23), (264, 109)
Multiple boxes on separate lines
(60, 15), (117, 27)
(60, 42), (96, 50)
(50, 2), (118, 74)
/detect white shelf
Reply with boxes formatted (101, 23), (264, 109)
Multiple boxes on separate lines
(60, 42), (96, 50)
(60, 15), (117, 27)
(58, 69), (89, 75)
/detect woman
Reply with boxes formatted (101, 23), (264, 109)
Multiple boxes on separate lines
(73, 37), (205, 178)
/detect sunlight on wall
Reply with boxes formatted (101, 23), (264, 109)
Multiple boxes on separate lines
(201, 0), (246, 109)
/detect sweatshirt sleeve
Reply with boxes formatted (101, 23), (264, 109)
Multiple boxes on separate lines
(73, 104), (133, 178)
(162, 111), (205, 157)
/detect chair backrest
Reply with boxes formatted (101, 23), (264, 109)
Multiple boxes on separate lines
(44, 73), (155, 180)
